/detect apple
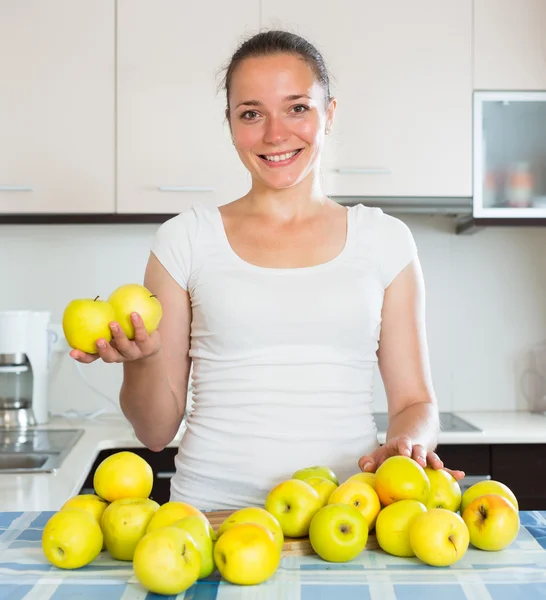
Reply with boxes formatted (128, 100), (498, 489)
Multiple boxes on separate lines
(213, 523), (280, 585)
(460, 480), (519, 515)
(375, 456), (430, 506)
(42, 508), (103, 569)
(61, 494), (109, 525)
(375, 499), (427, 557)
(409, 508), (469, 567)
(425, 467), (462, 512)
(93, 451), (153, 502)
(101, 497), (159, 561)
(265, 479), (322, 538)
(217, 507), (284, 553)
(62, 296), (115, 354)
(108, 283), (162, 339)
(328, 480), (381, 531)
(305, 477), (338, 507)
(292, 465), (339, 486)
(462, 494), (520, 551)
(133, 527), (201, 595)
(308, 503), (368, 562)
(146, 501), (208, 533)
(173, 515), (216, 579)
(345, 472), (377, 490)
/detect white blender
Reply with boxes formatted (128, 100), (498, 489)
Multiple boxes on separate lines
(0, 311), (53, 428)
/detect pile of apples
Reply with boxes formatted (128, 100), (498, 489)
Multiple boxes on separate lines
(41, 451), (521, 596)
(62, 283), (162, 354)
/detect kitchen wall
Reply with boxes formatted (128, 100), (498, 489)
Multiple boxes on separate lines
(1, 215), (545, 418)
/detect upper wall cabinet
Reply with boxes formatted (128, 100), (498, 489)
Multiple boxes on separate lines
(0, 1), (115, 214)
(474, 0), (546, 91)
(116, 0), (258, 214)
(261, 0), (473, 199)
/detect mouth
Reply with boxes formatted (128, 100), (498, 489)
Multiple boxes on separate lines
(258, 149), (303, 167)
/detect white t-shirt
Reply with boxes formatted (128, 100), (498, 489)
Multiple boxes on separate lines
(151, 203), (417, 510)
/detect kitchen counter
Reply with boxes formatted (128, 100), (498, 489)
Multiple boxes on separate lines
(1, 410), (545, 512)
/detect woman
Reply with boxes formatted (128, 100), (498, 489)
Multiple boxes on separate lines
(71, 30), (464, 510)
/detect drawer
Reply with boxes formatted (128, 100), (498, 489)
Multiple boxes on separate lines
(491, 444), (546, 501)
(435, 444), (491, 476)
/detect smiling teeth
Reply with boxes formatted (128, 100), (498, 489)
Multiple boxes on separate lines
(263, 150), (299, 162)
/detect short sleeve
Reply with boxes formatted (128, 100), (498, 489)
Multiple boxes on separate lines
(150, 208), (198, 291)
(376, 212), (418, 288)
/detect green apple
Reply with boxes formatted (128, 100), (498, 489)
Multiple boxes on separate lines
(328, 480), (381, 531)
(462, 494), (520, 551)
(425, 467), (462, 512)
(108, 283), (162, 339)
(292, 466), (339, 486)
(460, 480), (518, 515)
(375, 456), (430, 506)
(308, 503), (368, 562)
(345, 472), (376, 490)
(375, 499), (427, 557)
(133, 527), (201, 595)
(265, 479), (322, 538)
(173, 515), (216, 579)
(217, 507), (284, 553)
(101, 497), (159, 561)
(305, 477), (338, 507)
(409, 508), (469, 567)
(62, 296), (115, 354)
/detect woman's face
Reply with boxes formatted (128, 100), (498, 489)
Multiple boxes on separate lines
(228, 53), (335, 191)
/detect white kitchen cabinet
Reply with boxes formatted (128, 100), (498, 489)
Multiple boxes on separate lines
(116, 0), (258, 214)
(261, 0), (473, 198)
(0, 1), (115, 214)
(474, 0), (546, 91)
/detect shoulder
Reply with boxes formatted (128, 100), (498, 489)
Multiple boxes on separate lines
(350, 204), (413, 240)
(155, 203), (217, 240)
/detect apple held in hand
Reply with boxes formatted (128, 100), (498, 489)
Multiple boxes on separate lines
(265, 479), (322, 538)
(309, 503), (368, 562)
(375, 499), (427, 557)
(462, 494), (520, 551)
(108, 283), (162, 339)
(425, 467), (462, 512)
(375, 456), (430, 506)
(460, 480), (518, 516)
(292, 465), (339, 486)
(409, 508), (469, 567)
(133, 527), (201, 595)
(217, 507), (284, 553)
(328, 480), (381, 531)
(62, 296), (115, 354)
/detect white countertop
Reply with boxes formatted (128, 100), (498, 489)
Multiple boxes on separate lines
(1, 410), (545, 512)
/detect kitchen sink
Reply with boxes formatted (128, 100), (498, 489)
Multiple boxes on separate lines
(0, 428), (84, 473)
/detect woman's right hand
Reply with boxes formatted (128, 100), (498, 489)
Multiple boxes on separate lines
(69, 312), (161, 364)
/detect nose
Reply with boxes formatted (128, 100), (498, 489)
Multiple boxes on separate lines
(263, 115), (290, 146)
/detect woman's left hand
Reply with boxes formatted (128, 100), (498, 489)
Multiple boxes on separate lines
(357, 435), (465, 481)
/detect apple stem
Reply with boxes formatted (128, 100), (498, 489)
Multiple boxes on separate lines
(150, 294), (157, 299)
(93, 296), (100, 302)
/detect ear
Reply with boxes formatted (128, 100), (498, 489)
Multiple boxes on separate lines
(325, 97), (337, 133)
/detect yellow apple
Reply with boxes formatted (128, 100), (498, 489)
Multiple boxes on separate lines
(308, 503), (368, 562)
(345, 472), (377, 490)
(460, 480), (519, 515)
(425, 467), (462, 512)
(213, 523), (280, 585)
(375, 456), (430, 506)
(462, 494), (520, 551)
(101, 497), (159, 561)
(146, 501), (208, 533)
(305, 477), (338, 507)
(217, 507), (284, 553)
(173, 515), (216, 579)
(292, 465), (339, 486)
(62, 297), (115, 354)
(42, 508), (103, 569)
(265, 479), (322, 538)
(328, 480), (381, 531)
(133, 527), (201, 595)
(409, 508), (469, 567)
(108, 283), (162, 339)
(93, 451), (153, 502)
(61, 494), (109, 525)
(375, 499), (427, 557)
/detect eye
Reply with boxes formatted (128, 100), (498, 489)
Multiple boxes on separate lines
(291, 104), (310, 114)
(240, 110), (260, 121)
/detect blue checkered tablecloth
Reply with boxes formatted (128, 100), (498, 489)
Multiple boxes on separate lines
(0, 510), (545, 599)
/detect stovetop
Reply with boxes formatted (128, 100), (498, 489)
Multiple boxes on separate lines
(372, 412), (481, 433)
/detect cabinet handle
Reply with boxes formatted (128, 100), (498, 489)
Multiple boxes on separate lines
(156, 471), (175, 479)
(335, 167), (391, 175)
(0, 185), (33, 191)
(158, 186), (215, 192)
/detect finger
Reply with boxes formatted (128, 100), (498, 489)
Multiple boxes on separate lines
(410, 444), (427, 468)
(131, 312), (152, 346)
(358, 454), (375, 472)
(108, 322), (140, 359)
(69, 349), (100, 364)
(426, 451), (444, 469)
(96, 338), (125, 363)
(395, 436), (412, 458)
(444, 467), (466, 481)
(358, 446), (386, 472)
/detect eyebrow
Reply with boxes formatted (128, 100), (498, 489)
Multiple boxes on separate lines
(235, 94), (312, 109)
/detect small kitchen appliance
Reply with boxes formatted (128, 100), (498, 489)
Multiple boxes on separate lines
(0, 311), (54, 428)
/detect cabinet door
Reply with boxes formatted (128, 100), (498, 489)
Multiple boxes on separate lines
(117, 1), (258, 214)
(474, 0), (546, 90)
(261, 0), (472, 198)
(0, 1), (115, 214)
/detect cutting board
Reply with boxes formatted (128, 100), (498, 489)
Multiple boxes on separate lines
(205, 510), (379, 556)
